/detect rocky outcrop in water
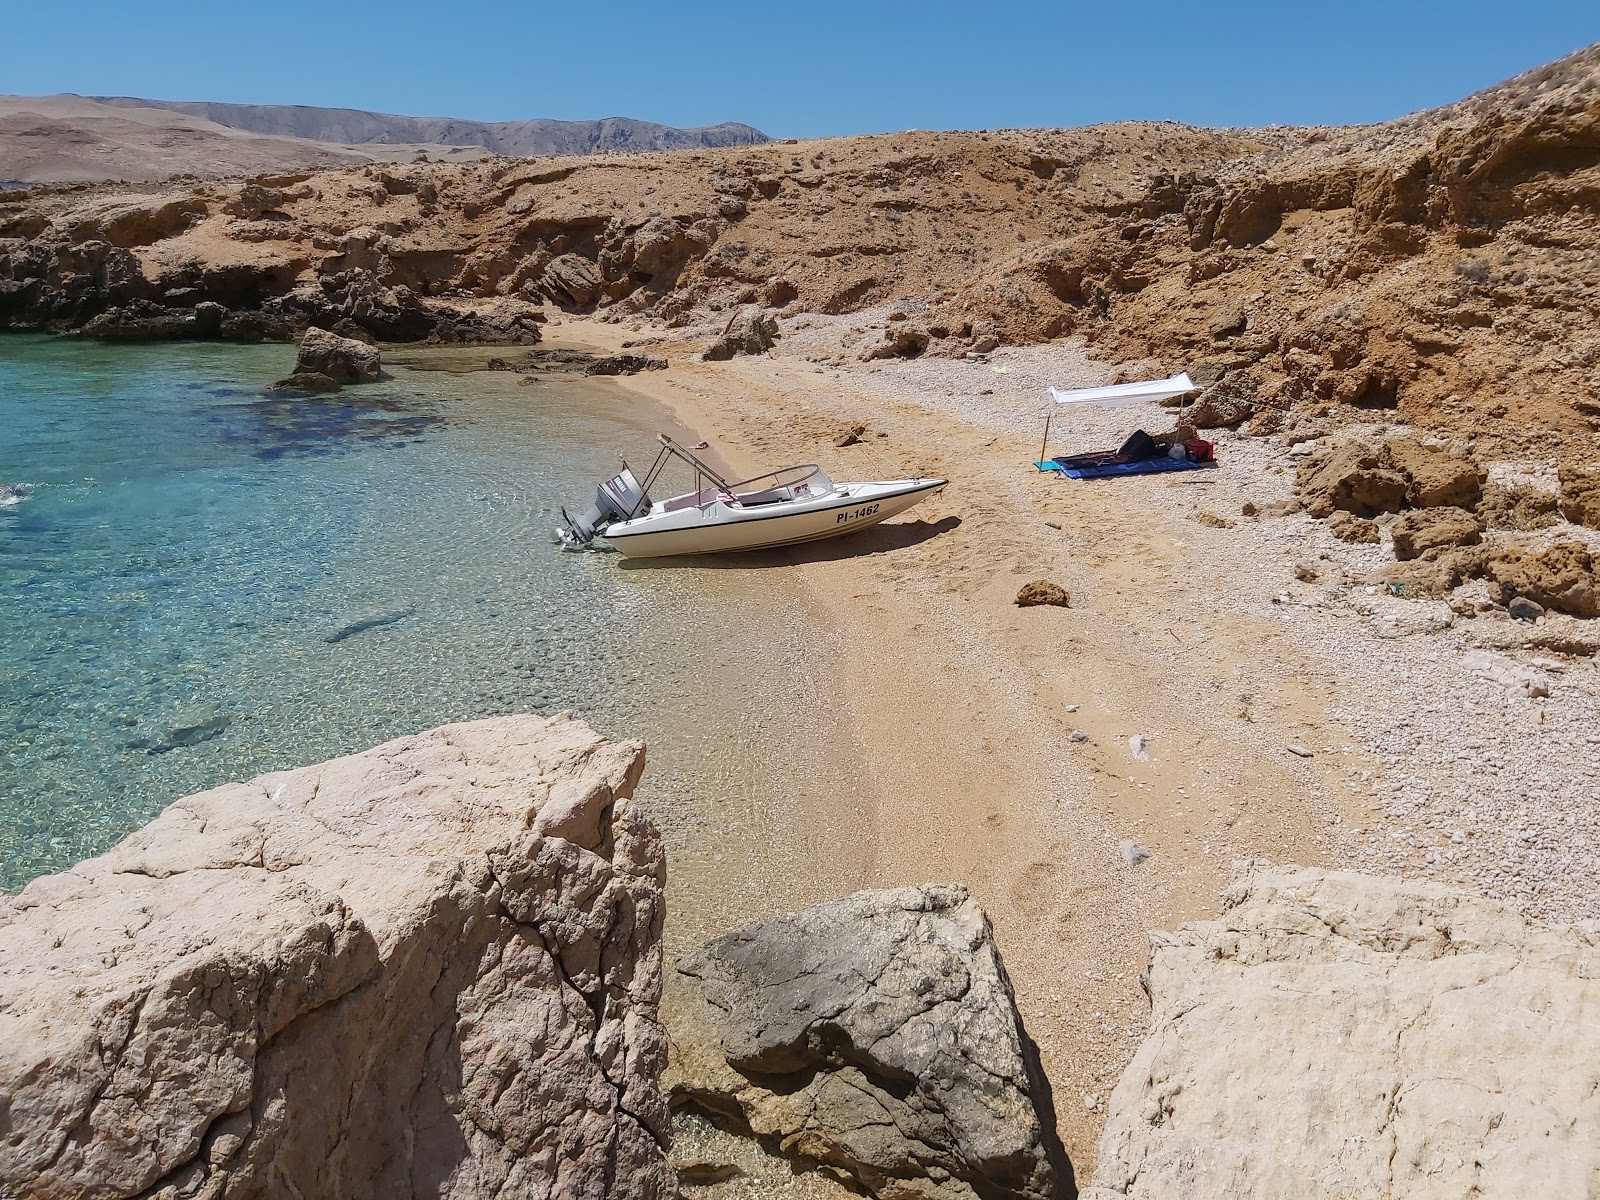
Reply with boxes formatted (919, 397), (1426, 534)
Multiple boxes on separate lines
(1084, 864), (1600, 1199)
(271, 325), (382, 391)
(0, 713), (673, 1200)
(665, 885), (1067, 1200)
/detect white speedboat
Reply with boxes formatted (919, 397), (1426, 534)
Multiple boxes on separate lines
(558, 436), (947, 558)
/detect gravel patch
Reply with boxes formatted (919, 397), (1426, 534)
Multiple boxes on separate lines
(780, 330), (1600, 921)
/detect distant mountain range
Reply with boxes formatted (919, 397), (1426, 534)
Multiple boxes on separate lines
(93, 97), (769, 157)
(0, 94), (768, 185)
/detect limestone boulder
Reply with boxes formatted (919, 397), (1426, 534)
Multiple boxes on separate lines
(664, 885), (1066, 1200)
(1187, 370), (1257, 428)
(68, 195), (208, 248)
(1389, 505), (1482, 560)
(860, 321), (932, 361)
(539, 253), (606, 308)
(1327, 511), (1380, 543)
(1085, 865), (1600, 1200)
(82, 299), (226, 341)
(1296, 439), (1409, 518)
(627, 213), (697, 279)
(289, 324), (381, 384)
(1016, 579), (1071, 607)
(1482, 541), (1600, 618)
(1297, 435), (1483, 518)
(1559, 463), (1600, 530)
(1478, 482), (1560, 531)
(1380, 544), (1487, 599)
(1383, 436), (1485, 509)
(0, 713), (673, 1200)
(702, 305), (779, 361)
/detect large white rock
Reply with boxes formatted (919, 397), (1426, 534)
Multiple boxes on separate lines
(0, 713), (673, 1200)
(1086, 865), (1600, 1199)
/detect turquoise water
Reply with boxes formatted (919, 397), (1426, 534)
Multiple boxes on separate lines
(0, 335), (822, 891)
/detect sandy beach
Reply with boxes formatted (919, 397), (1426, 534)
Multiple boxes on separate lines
(525, 313), (1600, 1171)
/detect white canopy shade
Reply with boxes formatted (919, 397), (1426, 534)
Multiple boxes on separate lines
(1047, 372), (1197, 408)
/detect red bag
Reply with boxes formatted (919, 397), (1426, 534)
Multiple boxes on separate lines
(1184, 438), (1215, 464)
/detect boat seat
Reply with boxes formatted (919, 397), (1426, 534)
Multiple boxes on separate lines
(664, 487), (722, 512)
(734, 488), (787, 506)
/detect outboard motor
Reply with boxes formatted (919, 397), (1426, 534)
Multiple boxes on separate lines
(558, 466), (650, 548)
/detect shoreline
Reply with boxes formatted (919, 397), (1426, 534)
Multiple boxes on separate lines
(548, 319), (1357, 1166)
(7, 320), (1594, 1177)
(541, 314), (1600, 1170)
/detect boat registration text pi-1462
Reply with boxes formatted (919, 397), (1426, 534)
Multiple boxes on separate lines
(837, 502), (881, 525)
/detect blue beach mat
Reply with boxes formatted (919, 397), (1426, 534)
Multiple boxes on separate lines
(1035, 457), (1215, 480)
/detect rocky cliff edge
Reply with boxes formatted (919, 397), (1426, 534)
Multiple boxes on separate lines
(1085, 864), (1600, 1199)
(0, 713), (673, 1200)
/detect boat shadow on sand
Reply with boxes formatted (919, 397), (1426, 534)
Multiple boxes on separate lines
(615, 515), (960, 570)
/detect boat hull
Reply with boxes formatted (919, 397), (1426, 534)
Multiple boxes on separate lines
(600, 478), (947, 558)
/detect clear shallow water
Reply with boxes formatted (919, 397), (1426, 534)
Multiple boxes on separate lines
(0, 335), (874, 894)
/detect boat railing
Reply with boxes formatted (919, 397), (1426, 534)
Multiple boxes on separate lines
(644, 437), (835, 508)
(727, 463), (835, 501)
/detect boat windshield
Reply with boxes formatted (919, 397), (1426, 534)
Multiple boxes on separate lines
(727, 464), (835, 505)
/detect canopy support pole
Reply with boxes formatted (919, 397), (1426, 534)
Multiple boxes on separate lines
(1038, 406), (1053, 468)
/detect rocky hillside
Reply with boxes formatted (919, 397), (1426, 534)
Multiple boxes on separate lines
(0, 94), (382, 184)
(2, 45), (1597, 460)
(93, 96), (769, 156)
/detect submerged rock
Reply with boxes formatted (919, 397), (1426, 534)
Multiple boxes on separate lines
(0, 713), (673, 1200)
(1085, 865), (1600, 1199)
(160, 708), (231, 751)
(665, 885), (1066, 1200)
(266, 369), (341, 393)
(324, 604), (416, 643)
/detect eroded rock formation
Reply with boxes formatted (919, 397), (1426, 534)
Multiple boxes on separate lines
(0, 713), (673, 1200)
(664, 885), (1067, 1200)
(1085, 865), (1600, 1199)
(701, 305), (778, 361)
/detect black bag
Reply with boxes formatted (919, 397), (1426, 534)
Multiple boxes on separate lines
(1115, 429), (1160, 462)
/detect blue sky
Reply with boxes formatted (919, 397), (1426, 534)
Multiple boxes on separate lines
(1, 1), (1593, 136)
